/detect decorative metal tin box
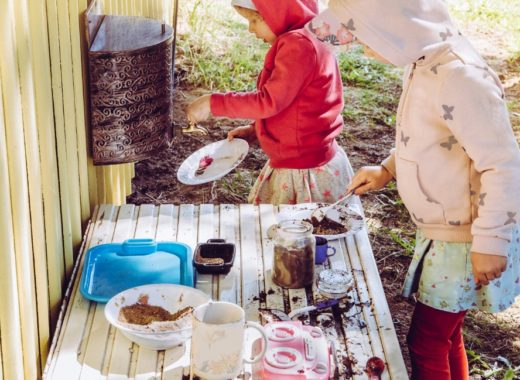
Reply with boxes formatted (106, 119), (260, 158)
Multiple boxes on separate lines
(86, 4), (173, 165)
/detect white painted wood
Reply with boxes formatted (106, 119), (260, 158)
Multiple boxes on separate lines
(0, 81), (24, 380)
(47, 205), (118, 380)
(311, 238), (351, 378)
(345, 234), (389, 380)
(196, 204), (218, 299)
(335, 235), (374, 379)
(218, 205), (240, 304)
(238, 205), (262, 321)
(238, 204), (263, 378)
(131, 205), (162, 380)
(156, 205), (191, 380)
(44, 206), (99, 379)
(102, 205), (138, 380)
(80, 205), (139, 380)
(355, 232), (408, 379)
(258, 204), (285, 320)
(45, 204), (407, 380)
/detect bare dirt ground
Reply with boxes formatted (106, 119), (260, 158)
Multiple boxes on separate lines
(128, 24), (520, 378)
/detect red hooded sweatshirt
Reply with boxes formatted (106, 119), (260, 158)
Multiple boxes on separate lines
(210, 0), (344, 169)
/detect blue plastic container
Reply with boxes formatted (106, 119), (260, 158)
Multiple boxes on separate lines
(80, 238), (194, 303)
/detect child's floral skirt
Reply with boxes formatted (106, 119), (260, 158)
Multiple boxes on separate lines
(247, 147), (353, 205)
(402, 227), (520, 313)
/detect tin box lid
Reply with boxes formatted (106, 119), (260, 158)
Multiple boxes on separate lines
(80, 239), (194, 303)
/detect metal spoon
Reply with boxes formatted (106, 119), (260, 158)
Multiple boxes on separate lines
(311, 189), (356, 223)
(258, 298), (339, 323)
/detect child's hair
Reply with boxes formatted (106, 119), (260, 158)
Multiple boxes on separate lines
(233, 6), (263, 22)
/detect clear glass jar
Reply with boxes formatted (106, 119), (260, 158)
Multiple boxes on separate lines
(272, 220), (315, 289)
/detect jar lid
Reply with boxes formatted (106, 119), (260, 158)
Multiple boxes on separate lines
(277, 220), (313, 235)
(316, 269), (353, 299)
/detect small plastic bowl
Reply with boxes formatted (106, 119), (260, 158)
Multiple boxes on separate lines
(193, 239), (235, 274)
(104, 284), (210, 350)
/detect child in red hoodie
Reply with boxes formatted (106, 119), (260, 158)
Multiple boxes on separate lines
(187, 0), (353, 205)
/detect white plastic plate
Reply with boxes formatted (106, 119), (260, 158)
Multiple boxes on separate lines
(177, 138), (249, 185)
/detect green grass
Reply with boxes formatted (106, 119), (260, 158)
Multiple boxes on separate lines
(447, 0), (520, 53)
(176, 0), (267, 90)
(337, 47), (402, 127)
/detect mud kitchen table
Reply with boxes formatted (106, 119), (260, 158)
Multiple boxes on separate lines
(44, 203), (408, 380)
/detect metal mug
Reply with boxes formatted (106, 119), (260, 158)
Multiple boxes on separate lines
(191, 301), (268, 379)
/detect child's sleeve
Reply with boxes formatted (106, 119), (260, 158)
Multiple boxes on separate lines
(439, 65), (520, 256)
(210, 34), (317, 119)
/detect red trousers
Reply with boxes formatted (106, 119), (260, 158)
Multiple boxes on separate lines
(407, 302), (469, 380)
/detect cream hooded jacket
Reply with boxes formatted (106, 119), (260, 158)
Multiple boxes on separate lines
(324, 0), (520, 257)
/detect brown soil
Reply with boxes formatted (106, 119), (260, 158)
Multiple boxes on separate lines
(119, 303), (193, 325)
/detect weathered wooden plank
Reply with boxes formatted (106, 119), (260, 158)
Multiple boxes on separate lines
(0, 77), (25, 379)
(47, 205), (118, 379)
(103, 205), (138, 380)
(79, 205), (139, 380)
(197, 204), (218, 299)
(218, 204), (240, 304)
(355, 232), (408, 379)
(310, 243), (351, 378)
(154, 205), (192, 380)
(335, 235), (374, 379)
(1, 1), (41, 377)
(239, 205), (262, 320)
(239, 204), (263, 377)
(258, 204), (285, 320)
(44, 206), (98, 378)
(130, 205), (162, 380)
(345, 234), (389, 380)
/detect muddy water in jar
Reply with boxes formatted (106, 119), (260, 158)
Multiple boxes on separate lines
(272, 220), (315, 289)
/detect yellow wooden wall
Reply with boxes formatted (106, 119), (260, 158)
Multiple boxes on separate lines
(0, 0), (179, 377)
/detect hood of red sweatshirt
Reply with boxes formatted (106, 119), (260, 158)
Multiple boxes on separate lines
(253, 0), (318, 36)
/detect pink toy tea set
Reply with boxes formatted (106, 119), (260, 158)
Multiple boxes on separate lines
(252, 321), (332, 379)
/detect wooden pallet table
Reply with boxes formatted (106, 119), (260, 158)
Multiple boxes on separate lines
(44, 204), (408, 379)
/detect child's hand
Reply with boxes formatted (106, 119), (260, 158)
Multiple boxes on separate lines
(471, 252), (507, 286)
(187, 94), (211, 124)
(227, 125), (256, 143)
(347, 165), (393, 195)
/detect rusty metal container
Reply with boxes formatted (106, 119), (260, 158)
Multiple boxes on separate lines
(87, 12), (173, 165)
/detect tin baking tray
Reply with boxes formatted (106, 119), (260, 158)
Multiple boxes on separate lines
(80, 238), (194, 303)
(193, 239), (235, 275)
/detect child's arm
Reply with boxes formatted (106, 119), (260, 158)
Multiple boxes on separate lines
(439, 65), (520, 258)
(187, 94), (211, 124)
(471, 252), (507, 285)
(210, 35), (319, 120)
(347, 165), (394, 195)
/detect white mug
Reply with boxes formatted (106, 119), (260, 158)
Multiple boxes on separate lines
(191, 301), (268, 380)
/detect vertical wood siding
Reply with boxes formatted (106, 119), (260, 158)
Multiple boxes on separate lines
(0, 0), (137, 377)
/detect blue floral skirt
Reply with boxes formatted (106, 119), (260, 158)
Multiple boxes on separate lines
(402, 227), (520, 313)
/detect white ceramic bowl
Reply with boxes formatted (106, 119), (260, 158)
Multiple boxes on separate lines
(268, 203), (364, 240)
(104, 284), (211, 350)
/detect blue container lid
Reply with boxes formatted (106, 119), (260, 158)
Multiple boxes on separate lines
(80, 238), (194, 303)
